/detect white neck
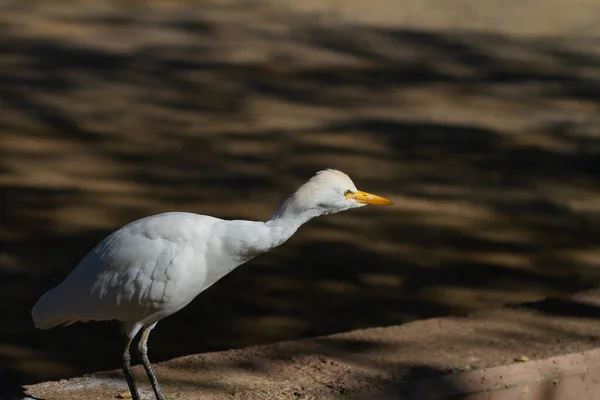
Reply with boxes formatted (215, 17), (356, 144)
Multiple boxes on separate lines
(222, 197), (325, 264)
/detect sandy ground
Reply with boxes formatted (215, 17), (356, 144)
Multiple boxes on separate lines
(19, 289), (600, 399)
(1, 0), (600, 390)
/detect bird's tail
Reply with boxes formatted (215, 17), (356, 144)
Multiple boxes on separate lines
(31, 287), (78, 329)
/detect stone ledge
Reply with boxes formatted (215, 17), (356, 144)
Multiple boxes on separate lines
(20, 290), (600, 399)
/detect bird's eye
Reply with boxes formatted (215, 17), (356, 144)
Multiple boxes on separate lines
(344, 190), (352, 196)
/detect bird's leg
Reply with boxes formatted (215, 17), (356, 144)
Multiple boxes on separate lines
(122, 337), (141, 400)
(138, 324), (165, 400)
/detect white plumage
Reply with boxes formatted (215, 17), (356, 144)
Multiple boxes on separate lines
(31, 169), (392, 400)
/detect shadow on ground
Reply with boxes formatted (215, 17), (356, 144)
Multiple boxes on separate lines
(1, 0), (600, 390)
(17, 291), (600, 399)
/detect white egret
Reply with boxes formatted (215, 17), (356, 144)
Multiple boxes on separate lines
(31, 169), (392, 400)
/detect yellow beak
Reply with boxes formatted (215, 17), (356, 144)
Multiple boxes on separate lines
(346, 190), (393, 205)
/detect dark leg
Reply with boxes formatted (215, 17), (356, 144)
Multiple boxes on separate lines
(122, 337), (141, 400)
(138, 324), (165, 400)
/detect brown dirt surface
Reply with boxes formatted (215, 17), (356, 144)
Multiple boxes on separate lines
(2, 0), (600, 391)
(20, 289), (600, 399)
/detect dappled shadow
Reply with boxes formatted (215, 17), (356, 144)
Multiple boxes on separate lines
(517, 294), (600, 319)
(22, 292), (600, 399)
(2, 0), (600, 391)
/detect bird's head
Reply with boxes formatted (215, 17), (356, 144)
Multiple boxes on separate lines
(272, 169), (393, 221)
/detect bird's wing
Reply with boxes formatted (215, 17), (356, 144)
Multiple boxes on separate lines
(32, 212), (220, 328)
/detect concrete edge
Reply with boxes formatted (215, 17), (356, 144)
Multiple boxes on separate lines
(18, 289), (600, 400)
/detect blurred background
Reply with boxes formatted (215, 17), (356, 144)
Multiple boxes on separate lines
(1, 0), (600, 390)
